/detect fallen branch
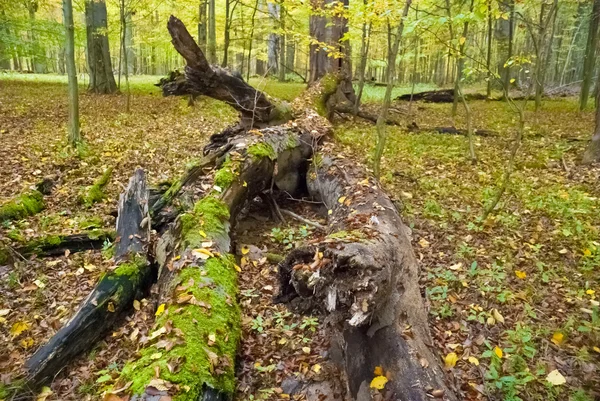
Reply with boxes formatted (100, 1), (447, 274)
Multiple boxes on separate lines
(22, 169), (152, 392)
(279, 209), (326, 231)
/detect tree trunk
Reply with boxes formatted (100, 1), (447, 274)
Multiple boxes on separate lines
(267, 1), (280, 75)
(63, 0), (80, 146)
(23, 169), (152, 391)
(582, 64), (600, 163)
(222, 0), (231, 67)
(85, 0), (117, 94)
(276, 152), (457, 401)
(374, 0), (411, 178)
(580, 0), (600, 110)
(198, 0), (207, 52)
(354, 0), (371, 115)
(207, 0), (217, 64)
(279, 5), (286, 81)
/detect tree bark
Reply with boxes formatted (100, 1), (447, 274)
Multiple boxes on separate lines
(580, 0), (600, 110)
(267, 1), (280, 75)
(63, 0), (80, 146)
(276, 151), (457, 401)
(23, 169), (151, 391)
(207, 0), (217, 64)
(582, 62), (600, 163)
(198, 0), (207, 52)
(85, 0), (117, 94)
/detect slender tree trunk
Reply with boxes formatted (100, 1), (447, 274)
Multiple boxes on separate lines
(374, 0), (412, 179)
(582, 64), (600, 163)
(279, 5), (286, 81)
(207, 0), (217, 64)
(267, 2), (280, 75)
(63, 0), (80, 146)
(0, 10), (11, 70)
(354, 0), (371, 115)
(85, 0), (117, 94)
(121, 0), (131, 112)
(486, 0), (493, 97)
(198, 0), (207, 51)
(246, 0), (260, 80)
(222, 0), (231, 67)
(580, 0), (600, 110)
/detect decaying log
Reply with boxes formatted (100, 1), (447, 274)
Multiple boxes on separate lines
(8, 230), (115, 260)
(406, 122), (497, 137)
(22, 169), (152, 392)
(276, 143), (456, 400)
(115, 120), (320, 401)
(161, 16), (290, 127)
(0, 190), (45, 222)
(396, 89), (487, 103)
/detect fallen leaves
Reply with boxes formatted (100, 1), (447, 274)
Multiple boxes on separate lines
(370, 375), (388, 390)
(155, 303), (166, 317)
(11, 321), (30, 337)
(444, 352), (458, 368)
(546, 369), (566, 386)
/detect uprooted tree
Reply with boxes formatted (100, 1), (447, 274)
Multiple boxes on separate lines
(16, 16), (458, 401)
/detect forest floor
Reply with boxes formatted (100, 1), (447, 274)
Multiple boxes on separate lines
(0, 74), (599, 401)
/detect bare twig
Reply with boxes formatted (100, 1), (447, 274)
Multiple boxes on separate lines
(279, 209), (326, 231)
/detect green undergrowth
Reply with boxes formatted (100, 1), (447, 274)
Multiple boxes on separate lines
(335, 97), (598, 400)
(79, 166), (114, 207)
(0, 190), (44, 222)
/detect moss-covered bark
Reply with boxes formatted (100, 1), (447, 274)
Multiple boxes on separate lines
(79, 166), (114, 207)
(0, 190), (44, 222)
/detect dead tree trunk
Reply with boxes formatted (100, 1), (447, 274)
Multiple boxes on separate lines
(22, 169), (151, 392)
(276, 149), (456, 400)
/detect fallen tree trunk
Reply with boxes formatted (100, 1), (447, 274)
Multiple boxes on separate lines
(0, 230), (115, 263)
(406, 122), (497, 137)
(22, 169), (152, 392)
(276, 146), (456, 400)
(396, 88), (487, 103)
(114, 120), (319, 401)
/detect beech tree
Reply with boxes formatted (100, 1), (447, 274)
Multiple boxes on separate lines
(85, 0), (117, 93)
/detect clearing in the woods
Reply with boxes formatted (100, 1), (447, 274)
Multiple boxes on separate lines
(1, 74), (599, 401)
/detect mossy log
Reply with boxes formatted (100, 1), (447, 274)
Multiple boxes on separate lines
(0, 190), (44, 222)
(275, 146), (457, 401)
(79, 166), (114, 207)
(23, 169), (152, 392)
(0, 230), (115, 263)
(117, 121), (317, 401)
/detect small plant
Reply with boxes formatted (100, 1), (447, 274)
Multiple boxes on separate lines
(300, 316), (319, 332)
(251, 315), (265, 333)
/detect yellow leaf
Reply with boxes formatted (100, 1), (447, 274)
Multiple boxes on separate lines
(241, 245), (250, 255)
(192, 248), (214, 260)
(155, 303), (166, 317)
(419, 238), (430, 248)
(459, 36), (466, 45)
(302, 347), (311, 354)
(551, 332), (564, 345)
(370, 375), (388, 390)
(593, 346), (600, 353)
(327, 209), (333, 215)
(20, 337), (34, 349)
(444, 352), (458, 368)
(199, 230), (207, 238)
(515, 270), (527, 279)
(494, 346), (503, 358)
(133, 300), (141, 311)
(150, 352), (163, 360)
(107, 302), (115, 312)
(11, 321), (30, 337)
(312, 364), (322, 373)
(492, 309), (505, 324)
(374, 366), (384, 376)
(468, 356), (479, 366)
(338, 196), (347, 204)
(37, 386), (53, 401)
(510, 78), (516, 83)
(586, 289), (595, 295)
(234, 264), (242, 272)
(546, 369), (566, 386)
(583, 248), (592, 257)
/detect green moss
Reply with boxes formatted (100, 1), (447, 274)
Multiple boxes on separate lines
(327, 230), (365, 240)
(0, 190), (44, 222)
(247, 142), (276, 161)
(120, 255), (241, 400)
(314, 73), (339, 117)
(80, 166), (114, 207)
(114, 254), (148, 278)
(180, 197), (230, 248)
(0, 247), (9, 265)
(7, 229), (25, 243)
(213, 156), (239, 189)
